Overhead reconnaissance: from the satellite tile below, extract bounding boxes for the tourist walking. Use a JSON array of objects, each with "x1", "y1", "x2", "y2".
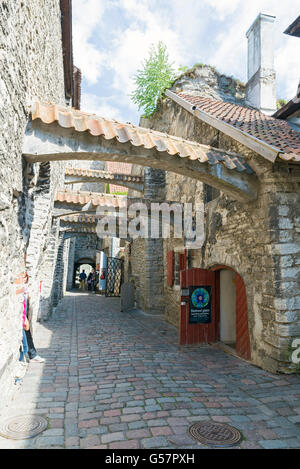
[
  {"x1": 15, "y1": 273, "x2": 45, "y2": 382},
  {"x1": 87, "y1": 272, "x2": 93, "y2": 291},
  {"x1": 79, "y1": 270, "x2": 87, "y2": 290}
]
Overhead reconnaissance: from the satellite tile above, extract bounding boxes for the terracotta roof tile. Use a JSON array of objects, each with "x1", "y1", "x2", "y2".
[
  {"x1": 60, "y1": 214, "x2": 98, "y2": 224},
  {"x1": 105, "y1": 161, "x2": 132, "y2": 193},
  {"x1": 65, "y1": 167, "x2": 143, "y2": 183},
  {"x1": 31, "y1": 101, "x2": 254, "y2": 174},
  {"x1": 176, "y1": 93, "x2": 300, "y2": 162},
  {"x1": 55, "y1": 190, "x2": 127, "y2": 207},
  {"x1": 60, "y1": 224, "x2": 97, "y2": 234}
]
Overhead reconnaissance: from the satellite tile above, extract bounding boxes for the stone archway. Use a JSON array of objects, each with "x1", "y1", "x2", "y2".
[
  {"x1": 22, "y1": 102, "x2": 258, "y2": 203},
  {"x1": 73, "y1": 257, "x2": 95, "y2": 289}
]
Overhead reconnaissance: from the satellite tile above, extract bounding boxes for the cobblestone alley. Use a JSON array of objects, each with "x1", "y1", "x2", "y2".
[{"x1": 1, "y1": 292, "x2": 300, "y2": 450}]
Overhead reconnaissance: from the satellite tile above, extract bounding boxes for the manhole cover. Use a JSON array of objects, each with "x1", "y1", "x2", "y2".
[
  {"x1": 188, "y1": 421, "x2": 242, "y2": 447},
  {"x1": 0, "y1": 415, "x2": 48, "y2": 440}
]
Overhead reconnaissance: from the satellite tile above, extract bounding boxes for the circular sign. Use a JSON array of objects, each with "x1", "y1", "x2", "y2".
[{"x1": 191, "y1": 287, "x2": 210, "y2": 309}]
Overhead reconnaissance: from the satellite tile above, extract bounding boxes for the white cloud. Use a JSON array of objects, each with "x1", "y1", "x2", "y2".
[
  {"x1": 73, "y1": 0, "x2": 300, "y2": 121},
  {"x1": 203, "y1": 0, "x2": 241, "y2": 19},
  {"x1": 81, "y1": 92, "x2": 126, "y2": 122},
  {"x1": 205, "y1": 0, "x2": 300, "y2": 99},
  {"x1": 72, "y1": 0, "x2": 108, "y2": 84},
  {"x1": 102, "y1": 0, "x2": 186, "y2": 116}
]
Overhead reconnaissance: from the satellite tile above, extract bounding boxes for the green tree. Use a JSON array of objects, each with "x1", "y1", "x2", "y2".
[
  {"x1": 276, "y1": 98, "x2": 287, "y2": 110},
  {"x1": 131, "y1": 41, "x2": 176, "y2": 118}
]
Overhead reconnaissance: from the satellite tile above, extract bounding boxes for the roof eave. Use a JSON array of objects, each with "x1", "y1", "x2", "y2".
[
  {"x1": 284, "y1": 15, "x2": 300, "y2": 37},
  {"x1": 272, "y1": 96, "x2": 300, "y2": 120},
  {"x1": 166, "y1": 89, "x2": 280, "y2": 164}
]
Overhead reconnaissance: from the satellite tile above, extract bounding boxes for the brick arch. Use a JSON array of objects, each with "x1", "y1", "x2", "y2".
[{"x1": 211, "y1": 265, "x2": 251, "y2": 360}]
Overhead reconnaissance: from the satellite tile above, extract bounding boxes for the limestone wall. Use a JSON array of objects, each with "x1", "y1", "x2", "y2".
[
  {"x1": 0, "y1": 0, "x2": 66, "y2": 407},
  {"x1": 126, "y1": 238, "x2": 146, "y2": 311},
  {"x1": 73, "y1": 233, "x2": 98, "y2": 266},
  {"x1": 135, "y1": 67, "x2": 299, "y2": 373}
]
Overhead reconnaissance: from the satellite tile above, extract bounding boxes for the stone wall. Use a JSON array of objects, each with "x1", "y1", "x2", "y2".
[
  {"x1": 125, "y1": 238, "x2": 146, "y2": 310},
  {"x1": 171, "y1": 64, "x2": 246, "y2": 105},
  {"x1": 132, "y1": 65, "x2": 300, "y2": 373},
  {"x1": 73, "y1": 233, "x2": 98, "y2": 265},
  {"x1": 0, "y1": 0, "x2": 66, "y2": 408}
]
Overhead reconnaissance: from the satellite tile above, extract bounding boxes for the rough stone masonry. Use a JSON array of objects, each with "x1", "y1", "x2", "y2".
[
  {"x1": 127, "y1": 64, "x2": 300, "y2": 374},
  {"x1": 0, "y1": 0, "x2": 67, "y2": 409}
]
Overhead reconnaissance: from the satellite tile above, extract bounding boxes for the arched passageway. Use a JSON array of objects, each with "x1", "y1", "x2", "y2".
[{"x1": 73, "y1": 257, "x2": 95, "y2": 288}]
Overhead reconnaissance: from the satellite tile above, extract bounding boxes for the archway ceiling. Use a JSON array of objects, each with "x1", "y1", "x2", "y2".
[{"x1": 22, "y1": 101, "x2": 258, "y2": 202}]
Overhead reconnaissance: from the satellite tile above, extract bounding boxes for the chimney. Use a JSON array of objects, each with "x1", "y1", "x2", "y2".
[{"x1": 245, "y1": 13, "x2": 277, "y2": 115}]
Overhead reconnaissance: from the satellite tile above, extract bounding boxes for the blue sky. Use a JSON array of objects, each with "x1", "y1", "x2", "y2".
[{"x1": 72, "y1": 0, "x2": 299, "y2": 124}]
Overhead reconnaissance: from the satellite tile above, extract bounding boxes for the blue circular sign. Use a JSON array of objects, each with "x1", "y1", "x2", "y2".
[{"x1": 191, "y1": 287, "x2": 210, "y2": 309}]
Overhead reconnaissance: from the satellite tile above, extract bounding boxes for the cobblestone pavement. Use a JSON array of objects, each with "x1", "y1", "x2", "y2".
[{"x1": 1, "y1": 292, "x2": 300, "y2": 449}]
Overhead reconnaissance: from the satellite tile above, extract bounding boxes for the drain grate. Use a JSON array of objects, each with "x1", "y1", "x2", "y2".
[
  {"x1": 0, "y1": 415, "x2": 48, "y2": 440},
  {"x1": 188, "y1": 421, "x2": 242, "y2": 447}
]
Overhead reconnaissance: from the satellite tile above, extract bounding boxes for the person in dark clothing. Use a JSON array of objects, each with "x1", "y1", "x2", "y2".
[
  {"x1": 87, "y1": 272, "x2": 93, "y2": 291},
  {"x1": 79, "y1": 270, "x2": 87, "y2": 290},
  {"x1": 90, "y1": 269, "x2": 98, "y2": 293},
  {"x1": 25, "y1": 328, "x2": 44, "y2": 362}
]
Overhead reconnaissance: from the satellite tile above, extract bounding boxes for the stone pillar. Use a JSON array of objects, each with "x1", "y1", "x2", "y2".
[
  {"x1": 38, "y1": 218, "x2": 60, "y2": 320},
  {"x1": 142, "y1": 167, "x2": 166, "y2": 314},
  {"x1": 66, "y1": 236, "x2": 76, "y2": 290}
]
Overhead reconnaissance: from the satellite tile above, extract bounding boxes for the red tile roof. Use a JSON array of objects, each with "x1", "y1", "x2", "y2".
[
  {"x1": 174, "y1": 92, "x2": 300, "y2": 162},
  {"x1": 106, "y1": 161, "x2": 132, "y2": 193},
  {"x1": 65, "y1": 167, "x2": 143, "y2": 183},
  {"x1": 60, "y1": 225, "x2": 97, "y2": 233},
  {"x1": 31, "y1": 101, "x2": 254, "y2": 173},
  {"x1": 60, "y1": 214, "x2": 98, "y2": 224},
  {"x1": 55, "y1": 190, "x2": 127, "y2": 207}
]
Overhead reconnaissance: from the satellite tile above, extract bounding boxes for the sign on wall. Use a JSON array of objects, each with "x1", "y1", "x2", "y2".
[{"x1": 189, "y1": 286, "x2": 212, "y2": 324}]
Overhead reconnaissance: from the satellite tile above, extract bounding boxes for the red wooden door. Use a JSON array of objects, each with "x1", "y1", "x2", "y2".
[
  {"x1": 180, "y1": 268, "x2": 216, "y2": 345},
  {"x1": 235, "y1": 274, "x2": 251, "y2": 360}
]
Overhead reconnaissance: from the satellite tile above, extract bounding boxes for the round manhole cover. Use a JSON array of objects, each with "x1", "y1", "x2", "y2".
[
  {"x1": 188, "y1": 421, "x2": 242, "y2": 447},
  {"x1": 0, "y1": 415, "x2": 48, "y2": 440}
]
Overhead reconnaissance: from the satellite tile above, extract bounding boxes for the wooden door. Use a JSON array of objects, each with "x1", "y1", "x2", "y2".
[
  {"x1": 180, "y1": 268, "x2": 217, "y2": 345},
  {"x1": 235, "y1": 273, "x2": 251, "y2": 360}
]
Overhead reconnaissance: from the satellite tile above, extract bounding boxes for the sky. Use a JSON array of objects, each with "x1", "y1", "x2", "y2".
[{"x1": 72, "y1": 0, "x2": 299, "y2": 125}]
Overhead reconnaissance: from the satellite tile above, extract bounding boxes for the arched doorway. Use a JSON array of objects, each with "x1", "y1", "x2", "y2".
[
  {"x1": 73, "y1": 257, "x2": 95, "y2": 288},
  {"x1": 213, "y1": 266, "x2": 251, "y2": 360},
  {"x1": 180, "y1": 266, "x2": 251, "y2": 361}
]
